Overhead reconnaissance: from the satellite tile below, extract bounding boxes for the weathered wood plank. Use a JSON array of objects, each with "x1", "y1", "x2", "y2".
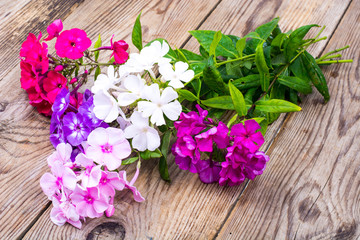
[
  {"x1": 216, "y1": 1, "x2": 360, "y2": 239},
  {"x1": 22, "y1": 0, "x2": 351, "y2": 239},
  {"x1": 0, "y1": 0, "x2": 220, "y2": 239}
]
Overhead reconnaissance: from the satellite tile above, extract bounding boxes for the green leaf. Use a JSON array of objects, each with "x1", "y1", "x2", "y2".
[
  {"x1": 284, "y1": 24, "x2": 319, "y2": 61},
  {"x1": 122, "y1": 157, "x2": 138, "y2": 165},
  {"x1": 210, "y1": 31, "x2": 222, "y2": 59},
  {"x1": 132, "y1": 12, "x2": 143, "y2": 51},
  {"x1": 94, "y1": 66, "x2": 101, "y2": 80},
  {"x1": 289, "y1": 56, "x2": 311, "y2": 82},
  {"x1": 175, "y1": 48, "x2": 188, "y2": 63},
  {"x1": 229, "y1": 81, "x2": 247, "y2": 117},
  {"x1": 278, "y1": 76, "x2": 312, "y2": 94},
  {"x1": 243, "y1": 32, "x2": 263, "y2": 40},
  {"x1": 232, "y1": 74, "x2": 260, "y2": 90},
  {"x1": 140, "y1": 149, "x2": 162, "y2": 160},
  {"x1": 271, "y1": 33, "x2": 287, "y2": 49},
  {"x1": 94, "y1": 34, "x2": 102, "y2": 61},
  {"x1": 302, "y1": 51, "x2": 330, "y2": 102},
  {"x1": 201, "y1": 96, "x2": 235, "y2": 110},
  {"x1": 178, "y1": 89, "x2": 198, "y2": 102},
  {"x1": 189, "y1": 30, "x2": 238, "y2": 58},
  {"x1": 236, "y1": 38, "x2": 246, "y2": 57},
  {"x1": 255, "y1": 43, "x2": 270, "y2": 91},
  {"x1": 203, "y1": 57, "x2": 228, "y2": 94},
  {"x1": 179, "y1": 49, "x2": 204, "y2": 61},
  {"x1": 159, "y1": 130, "x2": 171, "y2": 181},
  {"x1": 244, "y1": 88, "x2": 258, "y2": 105},
  {"x1": 255, "y1": 99, "x2": 302, "y2": 113},
  {"x1": 226, "y1": 61, "x2": 243, "y2": 76}
]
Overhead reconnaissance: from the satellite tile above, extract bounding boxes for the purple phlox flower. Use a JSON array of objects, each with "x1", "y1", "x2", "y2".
[
  {"x1": 75, "y1": 153, "x2": 102, "y2": 188},
  {"x1": 242, "y1": 151, "x2": 269, "y2": 180},
  {"x1": 195, "y1": 121, "x2": 230, "y2": 152},
  {"x1": 174, "y1": 105, "x2": 209, "y2": 137},
  {"x1": 40, "y1": 161, "x2": 77, "y2": 199},
  {"x1": 50, "y1": 196, "x2": 82, "y2": 229},
  {"x1": 78, "y1": 95, "x2": 105, "y2": 128},
  {"x1": 174, "y1": 135, "x2": 197, "y2": 159},
  {"x1": 50, "y1": 128, "x2": 66, "y2": 148},
  {"x1": 70, "y1": 185, "x2": 109, "y2": 218},
  {"x1": 231, "y1": 119, "x2": 264, "y2": 153},
  {"x1": 195, "y1": 159, "x2": 222, "y2": 184},
  {"x1": 118, "y1": 167, "x2": 145, "y2": 202},
  {"x1": 52, "y1": 88, "x2": 70, "y2": 120},
  {"x1": 47, "y1": 143, "x2": 73, "y2": 168},
  {"x1": 63, "y1": 112, "x2": 91, "y2": 146},
  {"x1": 172, "y1": 143, "x2": 198, "y2": 173}
]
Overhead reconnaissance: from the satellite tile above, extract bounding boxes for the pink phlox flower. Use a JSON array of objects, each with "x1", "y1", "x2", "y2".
[
  {"x1": 86, "y1": 127, "x2": 132, "y2": 170},
  {"x1": 195, "y1": 121, "x2": 229, "y2": 152},
  {"x1": 225, "y1": 143, "x2": 250, "y2": 169},
  {"x1": 118, "y1": 168, "x2": 145, "y2": 202},
  {"x1": 43, "y1": 70, "x2": 68, "y2": 103},
  {"x1": 55, "y1": 28, "x2": 92, "y2": 59},
  {"x1": 40, "y1": 161, "x2": 77, "y2": 199},
  {"x1": 75, "y1": 153, "x2": 101, "y2": 188},
  {"x1": 20, "y1": 61, "x2": 37, "y2": 90},
  {"x1": 99, "y1": 171, "x2": 125, "y2": 198},
  {"x1": 47, "y1": 143, "x2": 73, "y2": 168},
  {"x1": 195, "y1": 159, "x2": 222, "y2": 184},
  {"x1": 219, "y1": 160, "x2": 246, "y2": 186},
  {"x1": 20, "y1": 32, "x2": 49, "y2": 74},
  {"x1": 230, "y1": 120, "x2": 264, "y2": 153},
  {"x1": 110, "y1": 36, "x2": 129, "y2": 64},
  {"x1": 50, "y1": 196, "x2": 82, "y2": 229},
  {"x1": 44, "y1": 19, "x2": 63, "y2": 41},
  {"x1": 70, "y1": 185, "x2": 109, "y2": 218},
  {"x1": 174, "y1": 135, "x2": 197, "y2": 159},
  {"x1": 171, "y1": 144, "x2": 198, "y2": 173}
]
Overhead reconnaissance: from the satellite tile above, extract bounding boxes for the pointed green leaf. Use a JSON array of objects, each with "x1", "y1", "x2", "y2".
[
  {"x1": 140, "y1": 149, "x2": 162, "y2": 160},
  {"x1": 255, "y1": 99, "x2": 302, "y2": 113},
  {"x1": 236, "y1": 38, "x2": 246, "y2": 57},
  {"x1": 178, "y1": 89, "x2": 198, "y2": 102},
  {"x1": 159, "y1": 130, "x2": 172, "y2": 181},
  {"x1": 122, "y1": 157, "x2": 138, "y2": 165},
  {"x1": 132, "y1": 12, "x2": 143, "y2": 51},
  {"x1": 232, "y1": 74, "x2": 260, "y2": 90},
  {"x1": 94, "y1": 66, "x2": 101, "y2": 80},
  {"x1": 94, "y1": 34, "x2": 102, "y2": 61},
  {"x1": 203, "y1": 57, "x2": 228, "y2": 94},
  {"x1": 302, "y1": 51, "x2": 330, "y2": 102},
  {"x1": 210, "y1": 31, "x2": 222, "y2": 59},
  {"x1": 229, "y1": 81, "x2": 247, "y2": 117},
  {"x1": 255, "y1": 43, "x2": 270, "y2": 91},
  {"x1": 284, "y1": 24, "x2": 319, "y2": 61},
  {"x1": 278, "y1": 76, "x2": 312, "y2": 94},
  {"x1": 290, "y1": 56, "x2": 311, "y2": 82},
  {"x1": 175, "y1": 48, "x2": 188, "y2": 63},
  {"x1": 201, "y1": 96, "x2": 235, "y2": 110}
]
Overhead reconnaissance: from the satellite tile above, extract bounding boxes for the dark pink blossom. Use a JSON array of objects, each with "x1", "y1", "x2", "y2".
[
  {"x1": 195, "y1": 121, "x2": 229, "y2": 152},
  {"x1": 110, "y1": 37, "x2": 129, "y2": 64},
  {"x1": 43, "y1": 70, "x2": 68, "y2": 103},
  {"x1": 44, "y1": 19, "x2": 63, "y2": 41},
  {"x1": 174, "y1": 105, "x2": 208, "y2": 137},
  {"x1": 195, "y1": 159, "x2": 222, "y2": 184},
  {"x1": 20, "y1": 61, "x2": 37, "y2": 90},
  {"x1": 55, "y1": 28, "x2": 92, "y2": 59},
  {"x1": 231, "y1": 120, "x2": 264, "y2": 153}
]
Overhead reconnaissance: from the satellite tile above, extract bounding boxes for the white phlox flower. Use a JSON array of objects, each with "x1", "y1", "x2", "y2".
[
  {"x1": 137, "y1": 84, "x2": 182, "y2": 126},
  {"x1": 159, "y1": 61, "x2": 195, "y2": 88},
  {"x1": 91, "y1": 66, "x2": 119, "y2": 94},
  {"x1": 117, "y1": 74, "x2": 146, "y2": 106},
  {"x1": 93, "y1": 90, "x2": 123, "y2": 123},
  {"x1": 124, "y1": 111, "x2": 160, "y2": 151}
]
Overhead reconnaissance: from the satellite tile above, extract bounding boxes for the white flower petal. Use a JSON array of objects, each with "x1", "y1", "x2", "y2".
[
  {"x1": 132, "y1": 134, "x2": 147, "y2": 151},
  {"x1": 168, "y1": 79, "x2": 184, "y2": 89},
  {"x1": 142, "y1": 84, "x2": 161, "y2": 102},
  {"x1": 150, "y1": 107, "x2": 165, "y2": 126},
  {"x1": 130, "y1": 111, "x2": 149, "y2": 127},
  {"x1": 179, "y1": 69, "x2": 194, "y2": 83},
  {"x1": 175, "y1": 61, "x2": 189, "y2": 73},
  {"x1": 117, "y1": 92, "x2": 138, "y2": 106},
  {"x1": 138, "y1": 101, "x2": 157, "y2": 117},
  {"x1": 160, "y1": 87, "x2": 178, "y2": 103},
  {"x1": 124, "y1": 124, "x2": 142, "y2": 139},
  {"x1": 146, "y1": 128, "x2": 160, "y2": 151},
  {"x1": 162, "y1": 101, "x2": 182, "y2": 121},
  {"x1": 87, "y1": 127, "x2": 109, "y2": 147}
]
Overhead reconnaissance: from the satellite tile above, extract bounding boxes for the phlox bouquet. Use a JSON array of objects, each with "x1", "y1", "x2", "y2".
[{"x1": 19, "y1": 13, "x2": 351, "y2": 228}]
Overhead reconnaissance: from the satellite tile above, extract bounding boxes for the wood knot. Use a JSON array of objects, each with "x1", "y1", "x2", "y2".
[
  {"x1": 0, "y1": 102, "x2": 9, "y2": 112},
  {"x1": 298, "y1": 197, "x2": 320, "y2": 222},
  {"x1": 335, "y1": 222, "x2": 357, "y2": 240},
  {"x1": 86, "y1": 222, "x2": 125, "y2": 240},
  {"x1": 330, "y1": 71, "x2": 339, "y2": 78}
]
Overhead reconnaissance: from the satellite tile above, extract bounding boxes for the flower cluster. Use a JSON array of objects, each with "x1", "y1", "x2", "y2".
[
  {"x1": 172, "y1": 105, "x2": 269, "y2": 185},
  {"x1": 40, "y1": 141, "x2": 144, "y2": 228},
  {"x1": 92, "y1": 40, "x2": 194, "y2": 152}
]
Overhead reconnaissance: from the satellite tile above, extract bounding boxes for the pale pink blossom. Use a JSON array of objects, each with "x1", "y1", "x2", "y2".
[
  {"x1": 47, "y1": 142, "x2": 73, "y2": 168},
  {"x1": 119, "y1": 167, "x2": 145, "y2": 202},
  {"x1": 75, "y1": 153, "x2": 102, "y2": 188},
  {"x1": 50, "y1": 196, "x2": 82, "y2": 229}
]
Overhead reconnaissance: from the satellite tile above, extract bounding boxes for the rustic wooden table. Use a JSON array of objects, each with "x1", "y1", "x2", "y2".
[{"x1": 0, "y1": 0, "x2": 359, "y2": 239}]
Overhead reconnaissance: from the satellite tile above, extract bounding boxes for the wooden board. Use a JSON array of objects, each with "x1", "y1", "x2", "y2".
[
  {"x1": 0, "y1": 0, "x2": 219, "y2": 239},
  {"x1": 216, "y1": 0, "x2": 359, "y2": 239},
  {"x1": 21, "y1": 0, "x2": 352, "y2": 239}
]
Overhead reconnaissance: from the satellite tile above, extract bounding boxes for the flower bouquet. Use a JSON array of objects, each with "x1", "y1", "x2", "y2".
[{"x1": 19, "y1": 14, "x2": 352, "y2": 228}]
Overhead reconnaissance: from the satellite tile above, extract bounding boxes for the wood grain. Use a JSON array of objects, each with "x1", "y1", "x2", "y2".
[
  {"x1": 21, "y1": 0, "x2": 352, "y2": 239},
  {"x1": 216, "y1": 1, "x2": 360, "y2": 239},
  {"x1": 0, "y1": 0, "x2": 220, "y2": 239}
]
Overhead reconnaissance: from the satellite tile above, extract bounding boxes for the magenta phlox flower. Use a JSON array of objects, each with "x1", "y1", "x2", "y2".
[
  {"x1": 63, "y1": 112, "x2": 91, "y2": 146},
  {"x1": 75, "y1": 153, "x2": 101, "y2": 188},
  {"x1": 171, "y1": 144, "x2": 198, "y2": 173},
  {"x1": 195, "y1": 121, "x2": 229, "y2": 152},
  {"x1": 55, "y1": 28, "x2": 92, "y2": 59},
  {"x1": 195, "y1": 159, "x2": 222, "y2": 184},
  {"x1": 174, "y1": 135, "x2": 197, "y2": 158},
  {"x1": 40, "y1": 161, "x2": 77, "y2": 199},
  {"x1": 47, "y1": 143, "x2": 73, "y2": 168},
  {"x1": 86, "y1": 127, "x2": 131, "y2": 170},
  {"x1": 20, "y1": 61, "x2": 38, "y2": 90},
  {"x1": 118, "y1": 168, "x2": 145, "y2": 202},
  {"x1": 43, "y1": 70, "x2": 68, "y2": 103},
  {"x1": 174, "y1": 105, "x2": 209, "y2": 137},
  {"x1": 50, "y1": 196, "x2": 82, "y2": 229},
  {"x1": 242, "y1": 151, "x2": 269, "y2": 180},
  {"x1": 70, "y1": 185, "x2": 109, "y2": 218},
  {"x1": 231, "y1": 120, "x2": 264, "y2": 153},
  {"x1": 110, "y1": 36, "x2": 129, "y2": 64},
  {"x1": 44, "y1": 19, "x2": 63, "y2": 41},
  {"x1": 225, "y1": 143, "x2": 250, "y2": 169},
  {"x1": 219, "y1": 160, "x2": 246, "y2": 186}
]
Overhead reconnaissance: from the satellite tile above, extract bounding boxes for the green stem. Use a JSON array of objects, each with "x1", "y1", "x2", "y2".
[
  {"x1": 317, "y1": 59, "x2": 353, "y2": 65},
  {"x1": 227, "y1": 113, "x2": 238, "y2": 128},
  {"x1": 216, "y1": 54, "x2": 255, "y2": 67},
  {"x1": 317, "y1": 45, "x2": 350, "y2": 61},
  {"x1": 301, "y1": 36, "x2": 327, "y2": 47},
  {"x1": 316, "y1": 54, "x2": 342, "y2": 62}
]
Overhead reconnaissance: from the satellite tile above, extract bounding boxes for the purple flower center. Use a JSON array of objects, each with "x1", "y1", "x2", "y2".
[{"x1": 101, "y1": 144, "x2": 112, "y2": 153}]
